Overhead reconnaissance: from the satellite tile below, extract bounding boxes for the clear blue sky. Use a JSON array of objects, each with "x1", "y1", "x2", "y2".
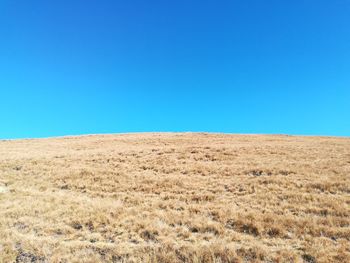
[{"x1": 1, "y1": 0, "x2": 349, "y2": 139}]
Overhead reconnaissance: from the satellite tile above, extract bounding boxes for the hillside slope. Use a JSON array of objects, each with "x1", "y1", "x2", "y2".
[{"x1": 0, "y1": 133, "x2": 349, "y2": 262}]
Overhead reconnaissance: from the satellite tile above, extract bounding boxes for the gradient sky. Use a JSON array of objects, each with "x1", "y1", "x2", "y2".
[{"x1": 0, "y1": 0, "x2": 349, "y2": 139}]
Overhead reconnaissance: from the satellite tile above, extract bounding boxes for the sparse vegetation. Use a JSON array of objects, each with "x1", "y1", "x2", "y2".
[{"x1": 0, "y1": 133, "x2": 349, "y2": 262}]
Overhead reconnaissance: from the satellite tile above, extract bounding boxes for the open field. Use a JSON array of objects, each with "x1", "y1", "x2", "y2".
[{"x1": 0, "y1": 133, "x2": 349, "y2": 262}]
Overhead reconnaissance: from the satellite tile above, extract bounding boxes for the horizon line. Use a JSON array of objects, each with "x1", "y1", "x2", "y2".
[{"x1": 1, "y1": 131, "x2": 349, "y2": 141}]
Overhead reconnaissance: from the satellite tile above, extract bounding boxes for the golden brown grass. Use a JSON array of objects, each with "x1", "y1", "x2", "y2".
[{"x1": 0, "y1": 133, "x2": 349, "y2": 262}]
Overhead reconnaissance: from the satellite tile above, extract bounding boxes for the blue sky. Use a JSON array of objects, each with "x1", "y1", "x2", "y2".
[{"x1": 0, "y1": 0, "x2": 349, "y2": 138}]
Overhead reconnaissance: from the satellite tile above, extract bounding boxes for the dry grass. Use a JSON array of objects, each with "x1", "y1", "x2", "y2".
[{"x1": 0, "y1": 133, "x2": 349, "y2": 262}]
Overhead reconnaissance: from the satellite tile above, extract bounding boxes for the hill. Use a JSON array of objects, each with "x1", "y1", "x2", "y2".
[{"x1": 0, "y1": 133, "x2": 349, "y2": 262}]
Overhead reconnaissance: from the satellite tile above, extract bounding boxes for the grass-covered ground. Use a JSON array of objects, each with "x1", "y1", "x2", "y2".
[{"x1": 0, "y1": 133, "x2": 349, "y2": 262}]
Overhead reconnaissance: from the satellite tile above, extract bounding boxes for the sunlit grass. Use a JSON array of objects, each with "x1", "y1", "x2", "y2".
[{"x1": 0, "y1": 133, "x2": 349, "y2": 262}]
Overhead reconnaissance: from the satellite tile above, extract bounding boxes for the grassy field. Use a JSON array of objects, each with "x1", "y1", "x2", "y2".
[{"x1": 0, "y1": 133, "x2": 349, "y2": 262}]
